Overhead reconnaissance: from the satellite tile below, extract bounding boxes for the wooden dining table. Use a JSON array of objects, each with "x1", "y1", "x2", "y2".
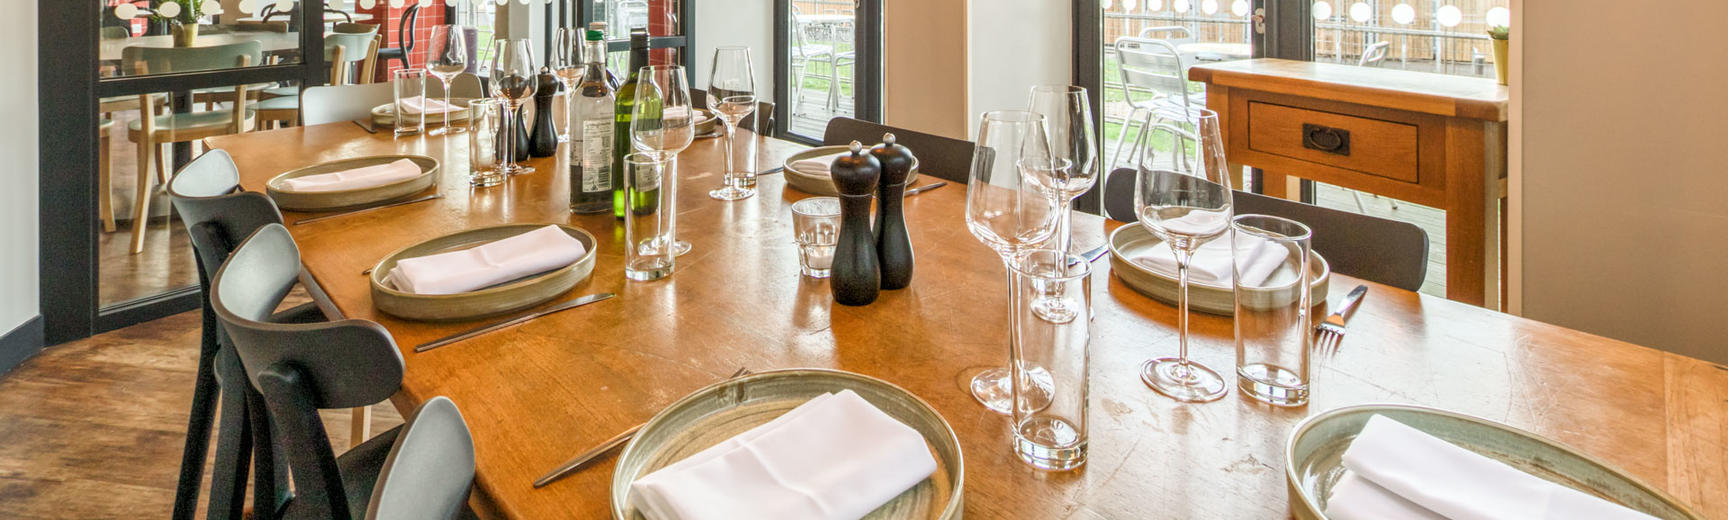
[{"x1": 207, "y1": 122, "x2": 1726, "y2": 519}]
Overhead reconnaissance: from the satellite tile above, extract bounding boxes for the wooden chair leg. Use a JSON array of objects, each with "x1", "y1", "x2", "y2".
[
  {"x1": 155, "y1": 144, "x2": 171, "y2": 185},
  {"x1": 129, "y1": 137, "x2": 153, "y2": 254},
  {"x1": 98, "y1": 134, "x2": 115, "y2": 233},
  {"x1": 350, "y1": 405, "x2": 373, "y2": 449}
]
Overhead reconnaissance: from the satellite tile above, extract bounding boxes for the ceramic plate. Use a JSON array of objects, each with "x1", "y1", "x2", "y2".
[
  {"x1": 1287, "y1": 404, "x2": 1702, "y2": 520},
  {"x1": 368, "y1": 224, "x2": 597, "y2": 322},
  {"x1": 693, "y1": 108, "x2": 718, "y2": 137},
  {"x1": 1108, "y1": 224, "x2": 1328, "y2": 316},
  {"x1": 371, "y1": 97, "x2": 475, "y2": 127},
  {"x1": 265, "y1": 155, "x2": 439, "y2": 211},
  {"x1": 782, "y1": 145, "x2": 921, "y2": 196},
  {"x1": 613, "y1": 368, "x2": 963, "y2": 520}
]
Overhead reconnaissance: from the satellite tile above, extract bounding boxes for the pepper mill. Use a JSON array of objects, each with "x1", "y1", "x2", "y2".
[
  {"x1": 528, "y1": 67, "x2": 560, "y2": 158},
  {"x1": 871, "y1": 133, "x2": 916, "y2": 290},
  {"x1": 829, "y1": 141, "x2": 882, "y2": 306}
]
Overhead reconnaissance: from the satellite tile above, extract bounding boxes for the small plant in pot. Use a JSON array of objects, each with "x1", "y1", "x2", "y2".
[
  {"x1": 150, "y1": 0, "x2": 219, "y2": 47},
  {"x1": 1488, "y1": 25, "x2": 1509, "y2": 86}
]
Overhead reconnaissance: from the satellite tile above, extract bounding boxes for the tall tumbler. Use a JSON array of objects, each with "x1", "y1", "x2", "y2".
[
  {"x1": 1010, "y1": 248, "x2": 1092, "y2": 471},
  {"x1": 1232, "y1": 214, "x2": 1313, "y2": 407},
  {"x1": 466, "y1": 99, "x2": 506, "y2": 188},
  {"x1": 392, "y1": 69, "x2": 427, "y2": 138},
  {"x1": 624, "y1": 152, "x2": 674, "y2": 281}
]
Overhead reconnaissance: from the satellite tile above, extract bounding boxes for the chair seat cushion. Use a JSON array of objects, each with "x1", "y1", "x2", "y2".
[
  {"x1": 256, "y1": 96, "x2": 300, "y2": 111},
  {"x1": 128, "y1": 109, "x2": 257, "y2": 132},
  {"x1": 337, "y1": 424, "x2": 404, "y2": 520},
  {"x1": 262, "y1": 86, "x2": 301, "y2": 98}
]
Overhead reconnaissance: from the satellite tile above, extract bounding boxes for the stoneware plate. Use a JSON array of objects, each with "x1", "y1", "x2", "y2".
[
  {"x1": 693, "y1": 108, "x2": 718, "y2": 136},
  {"x1": 1287, "y1": 404, "x2": 1702, "y2": 520},
  {"x1": 368, "y1": 224, "x2": 597, "y2": 322},
  {"x1": 613, "y1": 368, "x2": 963, "y2": 520},
  {"x1": 1108, "y1": 224, "x2": 1328, "y2": 316},
  {"x1": 265, "y1": 154, "x2": 439, "y2": 212},
  {"x1": 782, "y1": 145, "x2": 920, "y2": 196},
  {"x1": 370, "y1": 97, "x2": 475, "y2": 127}
]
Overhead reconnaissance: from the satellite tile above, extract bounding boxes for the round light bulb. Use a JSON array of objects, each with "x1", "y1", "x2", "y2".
[
  {"x1": 1102, "y1": 0, "x2": 1114, "y2": 9},
  {"x1": 389, "y1": 0, "x2": 406, "y2": 8},
  {"x1": 1436, "y1": 5, "x2": 1462, "y2": 27},
  {"x1": 1486, "y1": 6, "x2": 1510, "y2": 27},
  {"x1": 201, "y1": 1, "x2": 224, "y2": 15},
  {"x1": 1174, "y1": 0, "x2": 1190, "y2": 13},
  {"x1": 1348, "y1": 2, "x2": 1371, "y2": 22},
  {"x1": 1312, "y1": 1, "x2": 1333, "y2": 20},
  {"x1": 275, "y1": 0, "x2": 293, "y2": 13},
  {"x1": 157, "y1": 1, "x2": 181, "y2": 17},
  {"x1": 114, "y1": 3, "x2": 139, "y2": 19},
  {"x1": 1231, "y1": 0, "x2": 1249, "y2": 17},
  {"x1": 1390, "y1": 4, "x2": 1415, "y2": 24},
  {"x1": 1201, "y1": 0, "x2": 1218, "y2": 14},
  {"x1": 358, "y1": 0, "x2": 375, "y2": 8}
]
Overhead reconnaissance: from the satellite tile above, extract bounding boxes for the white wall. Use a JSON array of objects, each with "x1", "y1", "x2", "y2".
[
  {"x1": 691, "y1": 0, "x2": 774, "y2": 99},
  {"x1": 1519, "y1": 1, "x2": 1728, "y2": 363},
  {"x1": 965, "y1": 0, "x2": 1072, "y2": 136},
  {"x1": 0, "y1": 3, "x2": 39, "y2": 332}
]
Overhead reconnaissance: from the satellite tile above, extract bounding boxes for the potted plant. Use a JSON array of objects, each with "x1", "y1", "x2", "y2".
[
  {"x1": 1488, "y1": 25, "x2": 1509, "y2": 86},
  {"x1": 150, "y1": 0, "x2": 212, "y2": 47}
]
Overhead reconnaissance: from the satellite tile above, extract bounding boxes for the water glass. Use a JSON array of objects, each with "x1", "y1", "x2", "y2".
[
  {"x1": 392, "y1": 69, "x2": 426, "y2": 137},
  {"x1": 1232, "y1": 214, "x2": 1313, "y2": 407},
  {"x1": 790, "y1": 197, "x2": 841, "y2": 279},
  {"x1": 466, "y1": 99, "x2": 505, "y2": 187},
  {"x1": 1010, "y1": 248, "x2": 1091, "y2": 471},
  {"x1": 624, "y1": 152, "x2": 674, "y2": 281}
]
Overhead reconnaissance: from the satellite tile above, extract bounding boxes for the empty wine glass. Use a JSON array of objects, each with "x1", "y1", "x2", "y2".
[
  {"x1": 1022, "y1": 85, "x2": 1100, "y2": 324},
  {"x1": 707, "y1": 46, "x2": 758, "y2": 201},
  {"x1": 552, "y1": 27, "x2": 583, "y2": 142},
  {"x1": 425, "y1": 25, "x2": 467, "y2": 135},
  {"x1": 965, "y1": 110, "x2": 1061, "y2": 415},
  {"x1": 490, "y1": 38, "x2": 536, "y2": 175},
  {"x1": 631, "y1": 65, "x2": 696, "y2": 257},
  {"x1": 1135, "y1": 108, "x2": 1233, "y2": 402}
]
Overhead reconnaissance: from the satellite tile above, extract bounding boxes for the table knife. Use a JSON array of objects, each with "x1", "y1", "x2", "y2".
[
  {"x1": 415, "y1": 293, "x2": 614, "y2": 353},
  {"x1": 905, "y1": 181, "x2": 949, "y2": 196},
  {"x1": 292, "y1": 194, "x2": 442, "y2": 225}
]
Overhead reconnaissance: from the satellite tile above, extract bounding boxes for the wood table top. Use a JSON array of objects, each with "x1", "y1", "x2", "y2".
[
  {"x1": 1189, "y1": 58, "x2": 1511, "y2": 121},
  {"x1": 207, "y1": 123, "x2": 1723, "y2": 519}
]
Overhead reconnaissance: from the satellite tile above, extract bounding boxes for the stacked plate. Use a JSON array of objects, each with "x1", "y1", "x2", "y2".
[{"x1": 782, "y1": 145, "x2": 921, "y2": 196}]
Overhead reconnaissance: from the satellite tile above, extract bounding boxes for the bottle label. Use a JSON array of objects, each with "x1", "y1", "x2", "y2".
[
  {"x1": 634, "y1": 161, "x2": 661, "y2": 192},
  {"x1": 581, "y1": 120, "x2": 612, "y2": 192}
]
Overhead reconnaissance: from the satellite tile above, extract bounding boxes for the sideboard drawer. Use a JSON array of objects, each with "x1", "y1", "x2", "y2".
[{"x1": 1246, "y1": 101, "x2": 1421, "y2": 184}]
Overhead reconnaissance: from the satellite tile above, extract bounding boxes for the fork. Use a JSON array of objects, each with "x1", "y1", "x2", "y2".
[{"x1": 1314, "y1": 285, "x2": 1368, "y2": 355}]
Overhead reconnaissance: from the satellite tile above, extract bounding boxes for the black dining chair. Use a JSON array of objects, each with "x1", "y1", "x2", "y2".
[
  {"x1": 691, "y1": 96, "x2": 776, "y2": 135},
  {"x1": 1102, "y1": 168, "x2": 1430, "y2": 292},
  {"x1": 211, "y1": 223, "x2": 476, "y2": 520},
  {"x1": 821, "y1": 117, "x2": 976, "y2": 183},
  {"x1": 376, "y1": 4, "x2": 420, "y2": 75}
]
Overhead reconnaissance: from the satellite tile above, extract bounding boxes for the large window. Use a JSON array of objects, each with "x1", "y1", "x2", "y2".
[
  {"x1": 1099, "y1": 0, "x2": 1258, "y2": 171},
  {"x1": 777, "y1": 0, "x2": 880, "y2": 142},
  {"x1": 1311, "y1": 0, "x2": 1508, "y2": 77}
]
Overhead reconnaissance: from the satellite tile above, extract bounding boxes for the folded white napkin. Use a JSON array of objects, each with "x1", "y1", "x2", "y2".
[
  {"x1": 384, "y1": 225, "x2": 586, "y2": 295},
  {"x1": 397, "y1": 95, "x2": 461, "y2": 115},
  {"x1": 1328, "y1": 415, "x2": 1658, "y2": 520},
  {"x1": 629, "y1": 389, "x2": 939, "y2": 520},
  {"x1": 790, "y1": 151, "x2": 850, "y2": 175},
  {"x1": 1132, "y1": 230, "x2": 1287, "y2": 287},
  {"x1": 1325, "y1": 472, "x2": 1448, "y2": 520},
  {"x1": 278, "y1": 159, "x2": 422, "y2": 193}
]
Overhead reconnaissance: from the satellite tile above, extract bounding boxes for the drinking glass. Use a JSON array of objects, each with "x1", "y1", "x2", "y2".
[
  {"x1": 425, "y1": 24, "x2": 467, "y2": 135},
  {"x1": 1135, "y1": 108, "x2": 1234, "y2": 402},
  {"x1": 624, "y1": 152, "x2": 674, "y2": 281},
  {"x1": 1232, "y1": 214, "x2": 1312, "y2": 406},
  {"x1": 392, "y1": 69, "x2": 426, "y2": 137},
  {"x1": 791, "y1": 197, "x2": 841, "y2": 278},
  {"x1": 490, "y1": 38, "x2": 537, "y2": 175},
  {"x1": 707, "y1": 46, "x2": 758, "y2": 201},
  {"x1": 1010, "y1": 248, "x2": 1091, "y2": 471},
  {"x1": 551, "y1": 27, "x2": 583, "y2": 141},
  {"x1": 965, "y1": 110, "x2": 1061, "y2": 414},
  {"x1": 466, "y1": 98, "x2": 506, "y2": 187},
  {"x1": 631, "y1": 65, "x2": 696, "y2": 256},
  {"x1": 1024, "y1": 85, "x2": 1099, "y2": 255}
]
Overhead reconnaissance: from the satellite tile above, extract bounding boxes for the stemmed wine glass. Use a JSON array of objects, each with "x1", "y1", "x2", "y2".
[
  {"x1": 707, "y1": 46, "x2": 758, "y2": 201},
  {"x1": 965, "y1": 110, "x2": 1062, "y2": 415},
  {"x1": 425, "y1": 25, "x2": 467, "y2": 136},
  {"x1": 490, "y1": 39, "x2": 536, "y2": 175},
  {"x1": 630, "y1": 65, "x2": 696, "y2": 257},
  {"x1": 1135, "y1": 108, "x2": 1233, "y2": 402},
  {"x1": 551, "y1": 27, "x2": 583, "y2": 142},
  {"x1": 1022, "y1": 85, "x2": 1099, "y2": 323}
]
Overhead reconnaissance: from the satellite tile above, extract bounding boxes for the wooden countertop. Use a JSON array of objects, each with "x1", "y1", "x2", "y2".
[{"x1": 1189, "y1": 58, "x2": 1510, "y2": 121}]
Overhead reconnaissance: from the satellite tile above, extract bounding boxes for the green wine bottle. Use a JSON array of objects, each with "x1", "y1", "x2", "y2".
[{"x1": 612, "y1": 29, "x2": 653, "y2": 218}]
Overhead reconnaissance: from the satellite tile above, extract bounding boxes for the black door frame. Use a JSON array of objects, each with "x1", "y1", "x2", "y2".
[
  {"x1": 772, "y1": 0, "x2": 883, "y2": 144},
  {"x1": 570, "y1": 0, "x2": 695, "y2": 71}
]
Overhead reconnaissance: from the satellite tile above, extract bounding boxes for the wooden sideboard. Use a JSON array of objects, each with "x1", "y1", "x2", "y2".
[{"x1": 1190, "y1": 58, "x2": 1509, "y2": 308}]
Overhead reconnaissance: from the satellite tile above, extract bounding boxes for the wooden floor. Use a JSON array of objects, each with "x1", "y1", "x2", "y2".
[
  {"x1": 99, "y1": 109, "x2": 200, "y2": 307},
  {"x1": 0, "y1": 310, "x2": 404, "y2": 519}
]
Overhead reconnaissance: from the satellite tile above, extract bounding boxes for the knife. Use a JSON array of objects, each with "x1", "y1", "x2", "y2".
[
  {"x1": 353, "y1": 119, "x2": 378, "y2": 134},
  {"x1": 415, "y1": 293, "x2": 615, "y2": 353},
  {"x1": 904, "y1": 181, "x2": 949, "y2": 196},
  {"x1": 292, "y1": 194, "x2": 442, "y2": 225}
]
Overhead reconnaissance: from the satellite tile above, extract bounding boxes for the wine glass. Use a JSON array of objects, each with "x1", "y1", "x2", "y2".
[
  {"x1": 965, "y1": 110, "x2": 1061, "y2": 415},
  {"x1": 707, "y1": 46, "x2": 758, "y2": 201},
  {"x1": 1135, "y1": 108, "x2": 1233, "y2": 402},
  {"x1": 551, "y1": 27, "x2": 583, "y2": 142},
  {"x1": 425, "y1": 25, "x2": 467, "y2": 136},
  {"x1": 630, "y1": 65, "x2": 696, "y2": 257},
  {"x1": 1022, "y1": 85, "x2": 1099, "y2": 323},
  {"x1": 490, "y1": 38, "x2": 537, "y2": 175}
]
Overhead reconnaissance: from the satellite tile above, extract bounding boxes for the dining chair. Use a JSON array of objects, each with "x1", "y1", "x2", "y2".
[
  {"x1": 1345, "y1": 41, "x2": 1401, "y2": 212},
  {"x1": 257, "y1": 30, "x2": 380, "y2": 128},
  {"x1": 302, "y1": 82, "x2": 397, "y2": 126},
  {"x1": 427, "y1": 72, "x2": 485, "y2": 99},
  {"x1": 211, "y1": 224, "x2": 476, "y2": 520},
  {"x1": 821, "y1": 117, "x2": 975, "y2": 183},
  {"x1": 98, "y1": 94, "x2": 167, "y2": 233},
  {"x1": 1102, "y1": 167, "x2": 1430, "y2": 291},
  {"x1": 122, "y1": 42, "x2": 262, "y2": 254},
  {"x1": 692, "y1": 96, "x2": 775, "y2": 135},
  {"x1": 787, "y1": 6, "x2": 834, "y2": 117},
  {"x1": 1109, "y1": 35, "x2": 1202, "y2": 170},
  {"x1": 375, "y1": 4, "x2": 420, "y2": 74}
]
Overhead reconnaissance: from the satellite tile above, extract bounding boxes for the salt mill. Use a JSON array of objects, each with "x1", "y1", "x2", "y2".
[
  {"x1": 829, "y1": 141, "x2": 882, "y2": 306},
  {"x1": 871, "y1": 133, "x2": 915, "y2": 290},
  {"x1": 528, "y1": 66, "x2": 561, "y2": 158}
]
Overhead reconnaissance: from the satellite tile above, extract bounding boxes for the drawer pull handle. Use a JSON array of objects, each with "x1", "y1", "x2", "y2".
[{"x1": 1302, "y1": 124, "x2": 1351, "y2": 156}]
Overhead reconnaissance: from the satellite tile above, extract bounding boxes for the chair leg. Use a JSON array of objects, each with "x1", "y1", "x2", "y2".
[
  {"x1": 350, "y1": 405, "x2": 373, "y2": 449},
  {"x1": 155, "y1": 144, "x2": 171, "y2": 185},
  {"x1": 206, "y1": 350, "x2": 254, "y2": 520},
  {"x1": 1106, "y1": 107, "x2": 1143, "y2": 170},
  {"x1": 790, "y1": 61, "x2": 806, "y2": 116},
  {"x1": 129, "y1": 137, "x2": 154, "y2": 254},
  {"x1": 98, "y1": 134, "x2": 115, "y2": 233},
  {"x1": 248, "y1": 383, "x2": 290, "y2": 520},
  {"x1": 169, "y1": 306, "x2": 223, "y2": 520}
]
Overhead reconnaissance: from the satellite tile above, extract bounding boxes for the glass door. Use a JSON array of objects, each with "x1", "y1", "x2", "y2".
[{"x1": 775, "y1": 0, "x2": 880, "y2": 142}]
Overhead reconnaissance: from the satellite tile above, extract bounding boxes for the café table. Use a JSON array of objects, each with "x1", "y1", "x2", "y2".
[
  {"x1": 207, "y1": 122, "x2": 1726, "y2": 519},
  {"x1": 99, "y1": 30, "x2": 304, "y2": 64},
  {"x1": 1179, "y1": 41, "x2": 1253, "y2": 61}
]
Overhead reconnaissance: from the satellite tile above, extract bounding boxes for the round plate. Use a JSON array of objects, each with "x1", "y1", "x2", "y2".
[
  {"x1": 371, "y1": 97, "x2": 475, "y2": 127},
  {"x1": 1108, "y1": 223, "x2": 1329, "y2": 316},
  {"x1": 1287, "y1": 404, "x2": 1703, "y2": 520},
  {"x1": 693, "y1": 108, "x2": 718, "y2": 137},
  {"x1": 782, "y1": 145, "x2": 921, "y2": 196},
  {"x1": 265, "y1": 154, "x2": 439, "y2": 212},
  {"x1": 369, "y1": 224, "x2": 598, "y2": 322},
  {"x1": 613, "y1": 368, "x2": 963, "y2": 520}
]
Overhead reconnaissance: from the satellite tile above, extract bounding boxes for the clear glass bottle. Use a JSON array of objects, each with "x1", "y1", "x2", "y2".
[{"x1": 568, "y1": 24, "x2": 615, "y2": 213}]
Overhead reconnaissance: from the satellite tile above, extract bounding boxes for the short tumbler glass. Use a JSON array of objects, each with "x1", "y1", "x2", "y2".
[
  {"x1": 466, "y1": 99, "x2": 506, "y2": 187},
  {"x1": 1010, "y1": 248, "x2": 1091, "y2": 471},
  {"x1": 392, "y1": 69, "x2": 426, "y2": 138},
  {"x1": 625, "y1": 152, "x2": 674, "y2": 281},
  {"x1": 790, "y1": 197, "x2": 841, "y2": 278},
  {"x1": 1232, "y1": 214, "x2": 1313, "y2": 407}
]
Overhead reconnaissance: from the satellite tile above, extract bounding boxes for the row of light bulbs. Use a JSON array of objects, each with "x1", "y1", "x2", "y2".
[
  {"x1": 1103, "y1": 0, "x2": 1509, "y2": 28},
  {"x1": 114, "y1": 0, "x2": 571, "y2": 20},
  {"x1": 1103, "y1": 0, "x2": 1254, "y2": 17}
]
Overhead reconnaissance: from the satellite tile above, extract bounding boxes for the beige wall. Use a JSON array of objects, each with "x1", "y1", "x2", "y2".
[
  {"x1": 1, "y1": 1, "x2": 39, "y2": 330},
  {"x1": 1520, "y1": 0, "x2": 1728, "y2": 362},
  {"x1": 882, "y1": 0, "x2": 969, "y2": 139}
]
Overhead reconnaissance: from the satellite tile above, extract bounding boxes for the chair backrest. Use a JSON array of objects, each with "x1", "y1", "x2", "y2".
[
  {"x1": 396, "y1": 4, "x2": 421, "y2": 50},
  {"x1": 364, "y1": 397, "x2": 475, "y2": 520},
  {"x1": 327, "y1": 30, "x2": 376, "y2": 65},
  {"x1": 1138, "y1": 26, "x2": 1196, "y2": 45},
  {"x1": 1359, "y1": 40, "x2": 1391, "y2": 67},
  {"x1": 1113, "y1": 37, "x2": 1189, "y2": 101},
  {"x1": 1101, "y1": 167, "x2": 1429, "y2": 291},
  {"x1": 302, "y1": 82, "x2": 396, "y2": 126},
  {"x1": 426, "y1": 72, "x2": 484, "y2": 99},
  {"x1": 692, "y1": 96, "x2": 775, "y2": 134},
  {"x1": 122, "y1": 41, "x2": 264, "y2": 75},
  {"x1": 821, "y1": 117, "x2": 975, "y2": 183}
]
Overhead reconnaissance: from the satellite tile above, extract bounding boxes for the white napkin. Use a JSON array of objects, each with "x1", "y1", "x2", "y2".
[
  {"x1": 790, "y1": 151, "x2": 850, "y2": 176},
  {"x1": 1132, "y1": 230, "x2": 1287, "y2": 287},
  {"x1": 384, "y1": 225, "x2": 586, "y2": 295},
  {"x1": 278, "y1": 159, "x2": 422, "y2": 193},
  {"x1": 629, "y1": 389, "x2": 939, "y2": 520},
  {"x1": 397, "y1": 95, "x2": 460, "y2": 115},
  {"x1": 1325, "y1": 472, "x2": 1448, "y2": 520},
  {"x1": 1329, "y1": 415, "x2": 1658, "y2": 520}
]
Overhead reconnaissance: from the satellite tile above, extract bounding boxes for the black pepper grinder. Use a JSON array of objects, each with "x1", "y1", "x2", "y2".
[
  {"x1": 871, "y1": 133, "x2": 916, "y2": 290},
  {"x1": 528, "y1": 66, "x2": 560, "y2": 158},
  {"x1": 829, "y1": 141, "x2": 882, "y2": 306}
]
